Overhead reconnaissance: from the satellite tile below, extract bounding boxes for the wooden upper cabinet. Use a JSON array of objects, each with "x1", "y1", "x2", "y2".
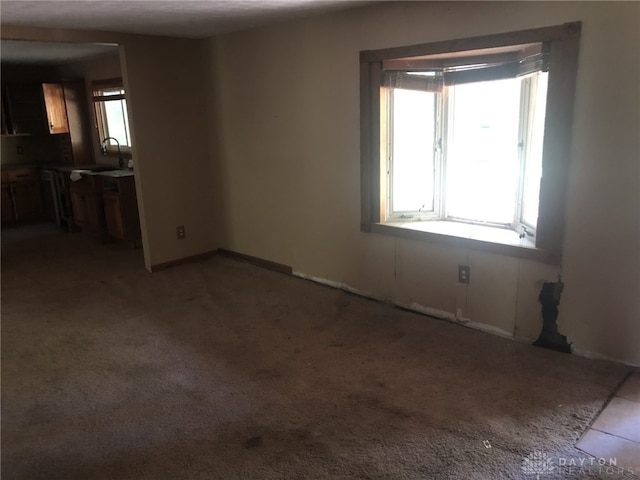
[
  {"x1": 3, "y1": 83, "x2": 69, "y2": 135},
  {"x1": 42, "y1": 83, "x2": 69, "y2": 134},
  {"x1": 4, "y1": 84, "x2": 47, "y2": 135},
  {"x1": 62, "y1": 81, "x2": 93, "y2": 165}
]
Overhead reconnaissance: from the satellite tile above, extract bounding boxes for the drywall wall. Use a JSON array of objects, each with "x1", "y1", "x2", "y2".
[
  {"x1": 0, "y1": 134, "x2": 66, "y2": 165},
  {"x1": 210, "y1": 1, "x2": 640, "y2": 365},
  {"x1": 2, "y1": 26, "x2": 217, "y2": 270},
  {"x1": 120, "y1": 37, "x2": 216, "y2": 269}
]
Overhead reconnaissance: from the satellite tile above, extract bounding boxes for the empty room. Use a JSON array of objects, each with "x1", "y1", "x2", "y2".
[{"x1": 1, "y1": 1, "x2": 639, "y2": 478}]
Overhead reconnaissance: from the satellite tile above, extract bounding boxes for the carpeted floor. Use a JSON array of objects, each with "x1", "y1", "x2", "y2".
[{"x1": 1, "y1": 229, "x2": 635, "y2": 479}]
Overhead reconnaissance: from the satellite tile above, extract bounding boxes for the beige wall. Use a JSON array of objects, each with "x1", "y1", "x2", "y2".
[
  {"x1": 121, "y1": 37, "x2": 216, "y2": 269},
  {"x1": 210, "y1": 1, "x2": 640, "y2": 365}
]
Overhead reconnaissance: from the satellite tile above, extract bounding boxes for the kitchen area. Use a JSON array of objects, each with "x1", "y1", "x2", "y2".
[{"x1": 1, "y1": 41, "x2": 141, "y2": 248}]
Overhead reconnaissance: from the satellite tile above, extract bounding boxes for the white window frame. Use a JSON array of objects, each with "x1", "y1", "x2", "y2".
[{"x1": 385, "y1": 72, "x2": 547, "y2": 236}]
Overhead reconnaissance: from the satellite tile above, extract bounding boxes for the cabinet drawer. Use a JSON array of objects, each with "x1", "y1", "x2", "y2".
[{"x1": 7, "y1": 169, "x2": 38, "y2": 182}]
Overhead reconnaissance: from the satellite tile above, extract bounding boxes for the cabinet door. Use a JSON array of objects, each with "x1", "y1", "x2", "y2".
[
  {"x1": 70, "y1": 191, "x2": 87, "y2": 227},
  {"x1": 42, "y1": 83, "x2": 69, "y2": 134},
  {"x1": 12, "y1": 182, "x2": 43, "y2": 222},
  {"x1": 1, "y1": 184, "x2": 14, "y2": 224},
  {"x1": 103, "y1": 192, "x2": 125, "y2": 239},
  {"x1": 63, "y1": 81, "x2": 93, "y2": 165},
  {"x1": 1, "y1": 90, "x2": 9, "y2": 135},
  {"x1": 5, "y1": 84, "x2": 47, "y2": 135},
  {"x1": 85, "y1": 194, "x2": 103, "y2": 233}
]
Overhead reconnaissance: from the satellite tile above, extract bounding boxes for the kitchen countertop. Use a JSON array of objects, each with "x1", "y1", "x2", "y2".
[
  {"x1": 68, "y1": 168, "x2": 134, "y2": 181},
  {"x1": 2, "y1": 163, "x2": 134, "y2": 180},
  {"x1": 1, "y1": 163, "x2": 125, "y2": 172},
  {"x1": 56, "y1": 164, "x2": 121, "y2": 173},
  {"x1": 94, "y1": 170, "x2": 134, "y2": 178}
]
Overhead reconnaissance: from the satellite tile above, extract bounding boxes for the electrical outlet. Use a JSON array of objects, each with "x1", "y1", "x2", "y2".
[
  {"x1": 458, "y1": 265, "x2": 470, "y2": 284},
  {"x1": 176, "y1": 225, "x2": 186, "y2": 240}
]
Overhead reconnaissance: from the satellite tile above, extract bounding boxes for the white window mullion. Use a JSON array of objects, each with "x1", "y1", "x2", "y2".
[
  {"x1": 521, "y1": 72, "x2": 548, "y2": 231},
  {"x1": 437, "y1": 88, "x2": 449, "y2": 221},
  {"x1": 386, "y1": 89, "x2": 394, "y2": 220},
  {"x1": 516, "y1": 76, "x2": 533, "y2": 231}
]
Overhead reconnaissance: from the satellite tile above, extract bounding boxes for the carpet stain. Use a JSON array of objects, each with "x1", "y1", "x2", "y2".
[
  {"x1": 348, "y1": 392, "x2": 414, "y2": 420},
  {"x1": 244, "y1": 436, "x2": 264, "y2": 449},
  {"x1": 255, "y1": 369, "x2": 282, "y2": 380}
]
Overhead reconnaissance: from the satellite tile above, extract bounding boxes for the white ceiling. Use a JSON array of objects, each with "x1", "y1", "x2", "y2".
[
  {"x1": 1, "y1": 40, "x2": 119, "y2": 64},
  {"x1": 0, "y1": 0, "x2": 372, "y2": 39},
  {"x1": 1, "y1": 0, "x2": 372, "y2": 64}
]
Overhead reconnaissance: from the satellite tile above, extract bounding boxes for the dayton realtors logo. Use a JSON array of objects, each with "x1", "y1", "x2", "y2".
[
  {"x1": 521, "y1": 451, "x2": 555, "y2": 478},
  {"x1": 521, "y1": 451, "x2": 636, "y2": 478}
]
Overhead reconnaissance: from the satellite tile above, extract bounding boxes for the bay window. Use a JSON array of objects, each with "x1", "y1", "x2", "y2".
[{"x1": 360, "y1": 23, "x2": 582, "y2": 263}]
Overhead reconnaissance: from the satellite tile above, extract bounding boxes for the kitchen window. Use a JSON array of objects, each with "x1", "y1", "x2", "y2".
[
  {"x1": 360, "y1": 23, "x2": 582, "y2": 263},
  {"x1": 92, "y1": 78, "x2": 131, "y2": 153}
]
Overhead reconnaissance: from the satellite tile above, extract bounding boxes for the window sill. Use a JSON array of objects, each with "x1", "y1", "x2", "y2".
[{"x1": 369, "y1": 221, "x2": 559, "y2": 264}]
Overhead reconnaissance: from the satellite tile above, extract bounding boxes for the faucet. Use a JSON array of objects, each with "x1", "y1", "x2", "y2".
[{"x1": 101, "y1": 137, "x2": 124, "y2": 168}]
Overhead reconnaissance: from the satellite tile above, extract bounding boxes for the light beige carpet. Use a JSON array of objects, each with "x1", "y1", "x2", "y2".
[{"x1": 1, "y1": 230, "x2": 634, "y2": 479}]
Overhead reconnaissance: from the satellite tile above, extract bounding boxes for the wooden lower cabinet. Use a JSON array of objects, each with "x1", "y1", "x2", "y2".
[
  {"x1": 11, "y1": 182, "x2": 43, "y2": 221},
  {"x1": 69, "y1": 173, "x2": 140, "y2": 243},
  {"x1": 2, "y1": 184, "x2": 14, "y2": 223},
  {"x1": 102, "y1": 177, "x2": 140, "y2": 242},
  {"x1": 103, "y1": 192, "x2": 125, "y2": 239},
  {"x1": 1, "y1": 168, "x2": 44, "y2": 225},
  {"x1": 69, "y1": 175, "x2": 106, "y2": 239},
  {"x1": 69, "y1": 191, "x2": 88, "y2": 226}
]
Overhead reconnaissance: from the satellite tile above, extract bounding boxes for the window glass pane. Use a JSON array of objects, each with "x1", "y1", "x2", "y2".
[
  {"x1": 522, "y1": 72, "x2": 548, "y2": 228},
  {"x1": 446, "y1": 78, "x2": 521, "y2": 224},
  {"x1": 391, "y1": 89, "x2": 436, "y2": 213},
  {"x1": 103, "y1": 99, "x2": 130, "y2": 146}
]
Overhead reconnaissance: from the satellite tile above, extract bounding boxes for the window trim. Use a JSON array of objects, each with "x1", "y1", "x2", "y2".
[
  {"x1": 360, "y1": 22, "x2": 581, "y2": 264},
  {"x1": 91, "y1": 78, "x2": 132, "y2": 157}
]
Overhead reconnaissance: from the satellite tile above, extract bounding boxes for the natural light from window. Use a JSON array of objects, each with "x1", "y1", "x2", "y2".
[
  {"x1": 361, "y1": 23, "x2": 582, "y2": 261},
  {"x1": 386, "y1": 71, "x2": 548, "y2": 235},
  {"x1": 93, "y1": 85, "x2": 131, "y2": 149},
  {"x1": 102, "y1": 97, "x2": 130, "y2": 147},
  {"x1": 447, "y1": 77, "x2": 521, "y2": 225},
  {"x1": 391, "y1": 89, "x2": 436, "y2": 213}
]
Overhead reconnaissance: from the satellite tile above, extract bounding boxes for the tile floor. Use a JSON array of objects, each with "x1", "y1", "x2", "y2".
[{"x1": 577, "y1": 372, "x2": 640, "y2": 475}]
